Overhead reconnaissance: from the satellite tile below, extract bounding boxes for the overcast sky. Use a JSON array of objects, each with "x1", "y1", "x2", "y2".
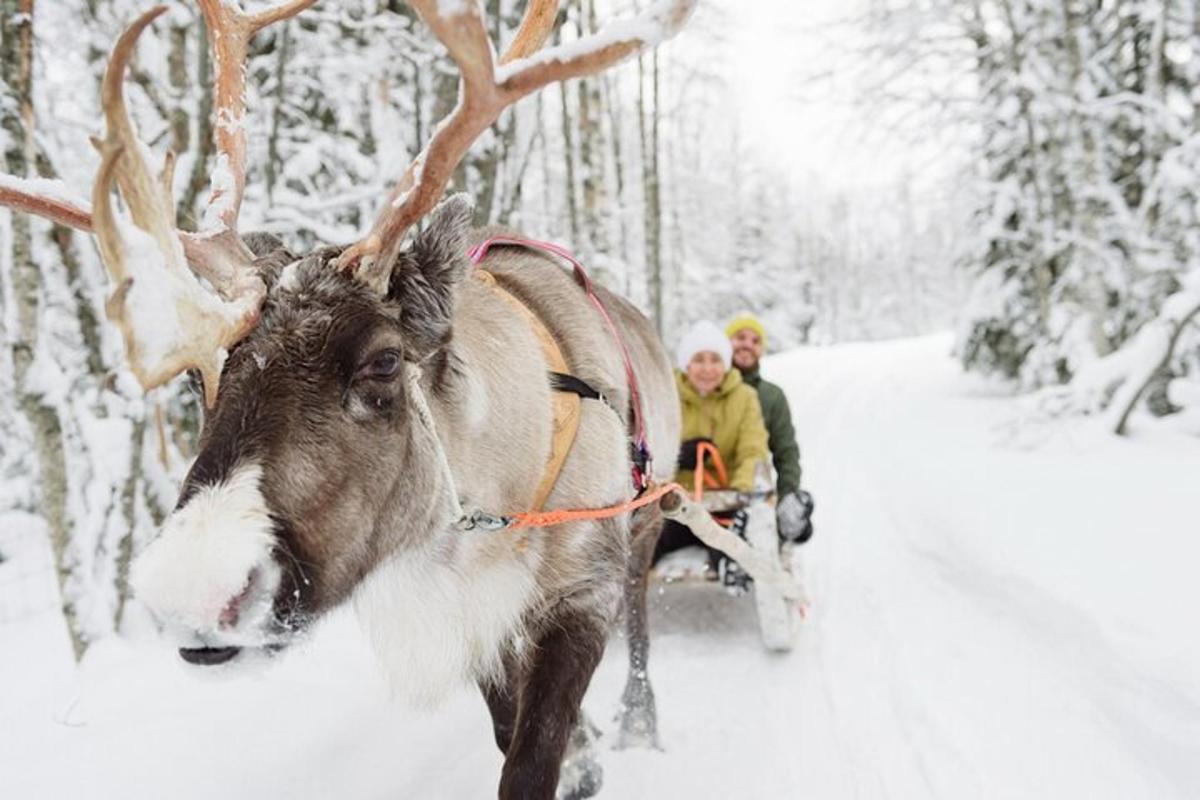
[{"x1": 701, "y1": 0, "x2": 967, "y2": 193}]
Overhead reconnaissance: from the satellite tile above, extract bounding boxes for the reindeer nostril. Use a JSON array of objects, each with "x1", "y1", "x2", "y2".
[
  {"x1": 218, "y1": 597, "x2": 241, "y2": 629},
  {"x1": 218, "y1": 567, "x2": 260, "y2": 629}
]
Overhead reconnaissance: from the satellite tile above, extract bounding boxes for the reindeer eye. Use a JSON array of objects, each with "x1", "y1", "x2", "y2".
[{"x1": 358, "y1": 349, "x2": 403, "y2": 381}]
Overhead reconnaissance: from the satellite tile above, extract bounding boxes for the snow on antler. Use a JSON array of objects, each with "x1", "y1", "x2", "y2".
[
  {"x1": 0, "y1": 2, "x2": 316, "y2": 407},
  {"x1": 91, "y1": 6, "x2": 265, "y2": 408},
  {"x1": 0, "y1": 174, "x2": 94, "y2": 231}
]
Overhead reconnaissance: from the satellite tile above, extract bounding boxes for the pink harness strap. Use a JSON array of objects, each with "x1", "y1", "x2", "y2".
[{"x1": 468, "y1": 236, "x2": 653, "y2": 492}]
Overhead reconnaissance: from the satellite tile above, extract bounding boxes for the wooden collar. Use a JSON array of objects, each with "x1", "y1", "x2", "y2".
[{"x1": 475, "y1": 269, "x2": 581, "y2": 512}]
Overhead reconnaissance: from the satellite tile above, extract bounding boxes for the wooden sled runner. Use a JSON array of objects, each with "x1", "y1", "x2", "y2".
[{"x1": 656, "y1": 479, "x2": 808, "y2": 653}]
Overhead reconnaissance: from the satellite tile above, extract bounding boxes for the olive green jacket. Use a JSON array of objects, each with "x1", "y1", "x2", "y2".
[
  {"x1": 675, "y1": 369, "x2": 770, "y2": 492},
  {"x1": 738, "y1": 367, "x2": 802, "y2": 496}
]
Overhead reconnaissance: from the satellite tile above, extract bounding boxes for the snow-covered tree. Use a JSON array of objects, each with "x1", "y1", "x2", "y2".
[{"x1": 852, "y1": 0, "x2": 1200, "y2": 430}]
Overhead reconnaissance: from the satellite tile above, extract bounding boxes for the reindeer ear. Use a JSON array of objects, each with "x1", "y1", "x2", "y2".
[{"x1": 384, "y1": 193, "x2": 475, "y2": 360}]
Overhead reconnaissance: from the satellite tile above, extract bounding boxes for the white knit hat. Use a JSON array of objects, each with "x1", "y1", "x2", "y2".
[{"x1": 676, "y1": 320, "x2": 733, "y2": 372}]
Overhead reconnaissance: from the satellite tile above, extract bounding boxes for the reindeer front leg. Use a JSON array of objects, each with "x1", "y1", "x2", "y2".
[
  {"x1": 480, "y1": 663, "x2": 519, "y2": 755},
  {"x1": 499, "y1": 605, "x2": 607, "y2": 800}
]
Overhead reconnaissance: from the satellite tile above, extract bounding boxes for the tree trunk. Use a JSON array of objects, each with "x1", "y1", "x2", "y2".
[
  {"x1": 112, "y1": 417, "x2": 147, "y2": 630},
  {"x1": 34, "y1": 152, "x2": 104, "y2": 377},
  {"x1": 639, "y1": 49, "x2": 663, "y2": 336},
  {"x1": 997, "y1": 0, "x2": 1052, "y2": 328},
  {"x1": 1112, "y1": 297, "x2": 1200, "y2": 435},
  {"x1": 602, "y1": 72, "x2": 629, "y2": 273},
  {"x1": 1, "y1": 0, "x2": 86, "y2": 661},
  {"x1": 182, "y1": 15, "x2": 216, "y2": 229},
  {"x1": 265, "y1": 20, "x2": 293, "y2": 202},
  {"x1": 575, "y1": 0, "x2": 606, "y2": 257},
  {"x1": 168, "y1": 20, "x2": 191, "y2": 158}
]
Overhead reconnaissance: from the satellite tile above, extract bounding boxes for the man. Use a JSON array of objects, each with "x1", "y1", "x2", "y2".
[{"x1": 726, "y1": 313, "x2": 814, "y2": 544}]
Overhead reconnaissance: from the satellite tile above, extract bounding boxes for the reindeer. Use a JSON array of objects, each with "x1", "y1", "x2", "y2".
[{"x1": 0, "y1": 1, "x2": 695, "y2": 797}]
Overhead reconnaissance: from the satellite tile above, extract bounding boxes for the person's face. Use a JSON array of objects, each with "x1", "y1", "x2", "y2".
[
  {"x1": 730, "y1": 327, "x2": 763, "y2": 370},
  {"x1": 686, "y1": 351, "x2": 726, "y2": 396}
]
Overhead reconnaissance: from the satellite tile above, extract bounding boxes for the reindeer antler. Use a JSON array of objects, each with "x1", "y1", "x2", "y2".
[
  {"x1": 0, "y1": 0, "x2": 695, "y2": 399},
  {"x1": 194, "y1": 0, "x2": 318, "y2": 232},
  {"x1": 92, "y1": 6, "x2": 266, "y2": 408},
  {"x1": 0, "y1": 177, "x2": 94, "y2": 232},
  {"x1": 336, "y1": 0, "x2": 697, "y2": 292},
  {"x1": 500, "y1": 0, "x2": 559, "y2": 64},
  {"x1": 0, "y1": 2, "x2": 314, "y2": 406}
]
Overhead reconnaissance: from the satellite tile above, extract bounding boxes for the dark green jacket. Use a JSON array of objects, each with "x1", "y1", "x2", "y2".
[{"x1": 739, "y1": 367, "x2": 802, "y2": 496}]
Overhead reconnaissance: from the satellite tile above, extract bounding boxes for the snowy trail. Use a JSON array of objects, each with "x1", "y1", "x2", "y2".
[
  {"x1": 772, "y1": 336, "x2": 1199, "y2": 798},
  {"x1": 4, "y1": 334, "x2": 1198, "y2": 798}
]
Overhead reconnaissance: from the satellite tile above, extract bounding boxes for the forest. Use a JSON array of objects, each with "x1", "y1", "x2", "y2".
[{"x1": 1, "y1": 0, "x2": 1197, "y2": 659}]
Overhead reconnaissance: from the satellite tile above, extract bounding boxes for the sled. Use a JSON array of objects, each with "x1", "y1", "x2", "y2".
[{"x1": 655, "y1": 484, "x2": 807, "y2": 652}]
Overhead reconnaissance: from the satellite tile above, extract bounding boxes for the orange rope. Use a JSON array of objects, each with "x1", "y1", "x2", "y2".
[
  {"x1": 505, "y1": 482, "x2": 683, "y2": 530},
  {"x1": 485, "y1": 443, "x2": 727, "y2": 531},
  {"x1": 690, "y1": 441, "x2": 736, "y2": 527},
  {"x1": 692, "y1": 441, "x2": 728, "y2": 500}
]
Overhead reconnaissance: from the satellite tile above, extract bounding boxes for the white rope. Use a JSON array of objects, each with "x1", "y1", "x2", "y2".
[{"x1": 406, "y1": 362, "x2": 465, "y2": 524}]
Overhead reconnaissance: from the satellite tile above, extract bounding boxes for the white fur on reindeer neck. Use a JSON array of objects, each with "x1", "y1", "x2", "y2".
[{"x1": 357, "y1": 364, "x2": 537, "y2": 709}]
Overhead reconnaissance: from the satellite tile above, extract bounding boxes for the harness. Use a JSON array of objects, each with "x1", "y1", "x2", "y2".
[
  {"x1": 411, "y1": 236, "x2": 668, "y2": 535},
  {"x1": 467, "y1": 236, "x2": 653, "y2": 494},
  {"x1": 472, "y1": 268, "x2": 582, "y2": 513}
]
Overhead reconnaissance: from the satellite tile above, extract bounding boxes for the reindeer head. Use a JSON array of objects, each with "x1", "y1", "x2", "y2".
[
  {"x1": 129, "y1": 197, "x2": 475, "y2": 665},
  {"x1": 0, "y1": 0, "x2": 696, "y2": 667}
]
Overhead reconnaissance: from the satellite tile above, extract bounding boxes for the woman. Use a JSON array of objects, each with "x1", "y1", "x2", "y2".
[{"x1": 655, "y1": 320, "x2": 770, "y2": 565}]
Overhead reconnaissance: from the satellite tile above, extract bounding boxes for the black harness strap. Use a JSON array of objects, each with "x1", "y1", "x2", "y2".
[
  {"x1": 549, "y1": 371, "x2": 605, "y2": 402},
  {"x1": 549, "y1": 371, "x2": 649, "y2": 492}
]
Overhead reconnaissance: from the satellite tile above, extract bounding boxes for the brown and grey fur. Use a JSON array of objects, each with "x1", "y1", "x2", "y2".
[{"x1": 131, "y1": 197, "x2": 679, "y2": 799}]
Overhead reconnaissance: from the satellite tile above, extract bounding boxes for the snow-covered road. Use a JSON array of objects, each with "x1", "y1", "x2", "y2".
[
  {"x1": 605, "y1": 333, "x2": 1199, "y2": 798},
  {"x1": 761, "y1": 335, "x2": 1199, "y2": 799},
  {"x1": 4, "y1": 334, "x2": 1198, "y2": 798}
]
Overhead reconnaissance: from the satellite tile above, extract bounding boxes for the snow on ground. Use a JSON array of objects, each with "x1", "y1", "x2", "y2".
[{"x1": 3, "y1": 333, "x2": 1198, "y2": 798}]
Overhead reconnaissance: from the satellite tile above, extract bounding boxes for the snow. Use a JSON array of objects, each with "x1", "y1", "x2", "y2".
[
  {"x1": 0, "y1": 174, "x2": 92, "y2": 213},
  {"x1": 112, "y1": 217, "x2": 195, "y2": 375},
  {"x1": 493, "y1": 0, "x2": 698, "y2": 85},
  {"x1": 3, "y1": 333, "x2": 1199, "y2": 798},
  {"x1": 1025, "y1": 267, "x2": 1200, "y2": 427},
  {"x1": 200, "y1": 153, "x2": 238, "y2": 233},
  {"x1": 435, "y1": 0, "x2": 471, "y2": 16}
]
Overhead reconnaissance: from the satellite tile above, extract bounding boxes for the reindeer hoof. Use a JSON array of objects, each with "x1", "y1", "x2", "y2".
[
  {"x1": 557, "y1": 765, "x2": 602, "y2": 800},
  {"x1": 557, "y1": 714, "x2": 603, "y2": 799},
  {"x1": 613, "y1": 709, "x2": 661, "y2": 751},
  {"x1": 613, "y1": 677, "x2": 661, "y2": 751}
]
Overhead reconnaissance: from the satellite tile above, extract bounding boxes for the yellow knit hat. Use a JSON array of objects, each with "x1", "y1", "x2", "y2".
[{"x1": 725, "y1": 313, "x2": 767, "y2": 349}]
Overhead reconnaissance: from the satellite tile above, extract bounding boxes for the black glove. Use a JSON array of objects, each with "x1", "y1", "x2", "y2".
[
  {"x1": 677, "y1": 437, "x2": 715, "y2": 471},
  {"x1": 777, "y1": 490, "x2": 814, "y2": 544}
]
